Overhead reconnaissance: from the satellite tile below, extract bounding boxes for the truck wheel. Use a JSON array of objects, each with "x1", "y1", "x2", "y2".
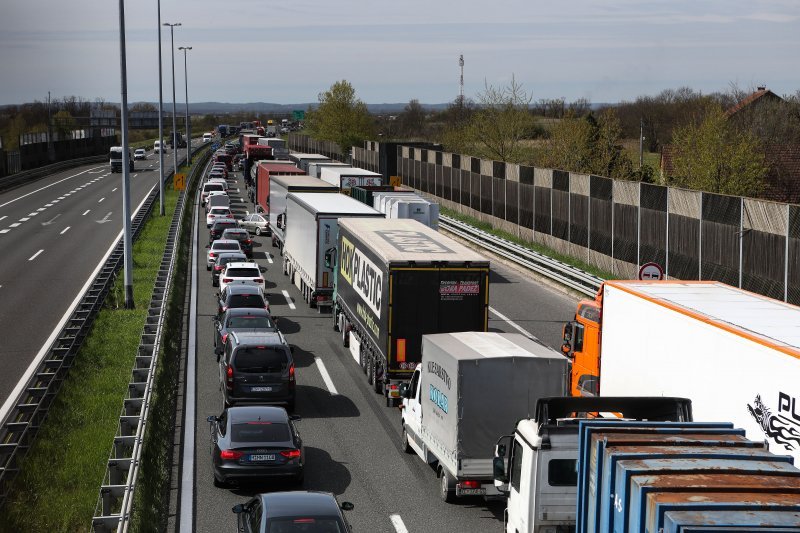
[
  {"x1": 440, "y1": 469, "x2": 456, "y2": 503},
  {"x1": 371, "y1": 363, "x2": 382, "y2": 394},
  {"x1": 366, "y1": 358, "x2": 374, "y2": 386},
  {"x1": 333, "y1": 311, "x2": 339, "y2": 332},
  {"x1": 401, "y1": 426, "x2": 413, "y2": 454},
  {"x1": 271, "y1": 237, "x2": 276, "y2": 248},
  {"x1": 341, "y1": 320, "x2": 349, "y2": 348}
]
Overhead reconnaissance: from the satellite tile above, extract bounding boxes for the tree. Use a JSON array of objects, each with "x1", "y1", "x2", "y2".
[
  {"x1": 591, "y1": 109, "x2": 634, "y2": 179},
  {"x1": 670, "y1": 105, "x2": 767, "y2": 196},
  {"x1": 130, "y1": 102, "x2": 158, "y2": 113},
  {"x1": 52, "y1": 110, "x2": 77, "y2": 137},
  {"x1": 304, "y1": 80, "x2": 374, "y2": 154},
  {"x1": 543, "y1": 115, "x2": 594, "y2": 172},
  {"x1": 397, "y1": 99, "x2": 426, "y2": 138}
]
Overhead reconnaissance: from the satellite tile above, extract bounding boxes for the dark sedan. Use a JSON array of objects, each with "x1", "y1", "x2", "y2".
[
  {"x1": 211, "y1": 252, "x2": 248, "y2": 287},
  {"x1": 214, "y1": 308, "x2": 277, "y2": 355},
  {"x1": 222, "y1": 227, "x2": 254, "y2": 258},
  {"x1": 208, "y1": 406, "x2": 303, "y2": 488},
  {"x1": 233, "y1": 492, "x2": 354, "y2": 533},
  {"x1": 210, "y1": 219, "x2": 239, "y2": 244}
]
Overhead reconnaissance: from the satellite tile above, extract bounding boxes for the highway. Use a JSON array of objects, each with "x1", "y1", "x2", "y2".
[{"x1": 182, "y1": 164, "x2": 577, "y2": 532}]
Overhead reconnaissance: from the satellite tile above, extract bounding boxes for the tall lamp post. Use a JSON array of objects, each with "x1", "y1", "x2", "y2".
[
  {"x1": 118, "y1": 0, "x2": 134, "y2": 308},
  {"x1": 163, "y1": 22, "x2": 181, "y2": 177},
  {"x1": 179, "y1": 46, "x2": 192, "y2": 165},
  {"x1": 156, "y1": 0, "x2": 165, "y2": 215}
]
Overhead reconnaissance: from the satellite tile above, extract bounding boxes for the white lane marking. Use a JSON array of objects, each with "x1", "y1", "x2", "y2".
[
  {"x1": 28, "y1": 249, "x2": 44, "y2": 261},
  {"x1": 314, "y1": 357, "x2": 338, "y2": 395},
  {"x1": 132, "y1": 174, "x2": 138, "y2": 178},
  {"x1": 489, "y1": 306, "x2": 535, "y2": 340},
  {"x1": 179, "y1": 181, "x2": 200, "y2": 533},
  {"x1": 58, "y1": 196, "x2": 65, "y2": 200},
  {"x1": 19, "y1": 217, "x2": 29, "y2": 222},
  {"x1": 98, "y1": 197, "x2": 105, "y2": 203},
  {"x1": 9, "y1": 223, "x2": 20, "y2": 227},
  {"x1": 28, "y1": 212, "x2": 38, "y2": 216},
  {"x1": 45, "y1": 203, "x2": 53, "y2": 207},
  {"x1": 112, "y1": 187, "x2": 118, "y2": 192},
  {"x1": 281, "y1": 290, "x2": 296, "y2": 310},
  {"x1": 390, "y1": 515, "x2": 409, "y2": 533},
  {"x1": 36, "y1": 208, "x2": 45, "y2": 212},
  {"x1": 266, "y1": 253, "x2": 273, "y2": 264},
  {"x1": 60, "y1": 226, "x2": 70, "y2": 235},
  {"x1": 0, "y1": 165, "x2": 103, "y2": 209},
  {"x1": 41, "y1": 214, "x2": 61, "y2": 226},
  {"x1": 82, "y1": 210, "x2": 90, "y2": 216},
  {"x1": 0, "y1": 216, "x2": 6, "y2": 221},
  {"x1": 0, "y1": 183, "x2": 157, "y2": 429},
  {"x1": 0, "y1": 229, "x2": 9, "y2": 234},
  {"x1": 51, "y1": 199, "x2": 59, "y2": 203}
]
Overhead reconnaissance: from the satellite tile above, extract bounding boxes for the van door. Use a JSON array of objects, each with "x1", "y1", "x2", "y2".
[
  {"x1": 404, "y1": 368, "x2": 423, "y2": 448},
  {"x1": 506, "y1": 436, "x2": 534, "y2": 533}
]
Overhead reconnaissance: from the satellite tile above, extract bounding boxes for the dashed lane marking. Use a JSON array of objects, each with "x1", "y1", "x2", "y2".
[
  {"x1": 60, "y1": 226, "x2": 70, "y2": 235},
  {"x1": 0, "y1": 165, "x2": 104, "y2": 209},
  {"x1": 82, "y1": 210, "x2": 90, "y2": 216},
  {"x1": 9, "y1": 223, "x2": 20, "y2": 227},
  {"x1": 0, "y1": 216, "x2": 6, "y2": 221},
  {"x1": 390, "y1": 515, "x2": 409, "y2": 533},
  {"x1": 0, "y1": 230, "x2": 8, "y2": 234},
  {"x1": 112, "y1": 188, "x2": 118, "y2": 192},
  {"x1": 281, "y1": 290, "x2": 296, "y2": 310},
  {"x1": 314, "y1": 357, "x2": 338, "y2": 395},
  {"x1": 19, "y1": 218, "x2": 29, "y2": 222},
  {"x1": 28, "y1": 249, "x2": 44, "y2": 261},
  {"x1": 98, "y1": 197, "x2": 105, "y2": 203}
]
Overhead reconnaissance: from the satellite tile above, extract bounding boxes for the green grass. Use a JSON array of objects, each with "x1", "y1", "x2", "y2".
[
  {"x1": 440, "y1": 206, "x2": 616, "y2": 281},
  {"x1": 0, "y1": 173, "x2": 189, "y2": 532}
]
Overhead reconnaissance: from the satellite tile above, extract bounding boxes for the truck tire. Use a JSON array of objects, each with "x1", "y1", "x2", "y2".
[
  {"x1": 341, "y1": 319, "x2": 349, "y2": 348},
  {"x1": 333, "y1": 310, "x2": 339, "y2": 332},
  {"x1": 440, "y1": 469, "x2": 456, "y2": 503},
  {"x1": 271, "y1": 237, "x2": 276, "y2": 248},
  {"x1": 401, "y1": 425, "x2": 413, "y2": 454},
  {"x1": 371, "y1": 362, "x2": 382, "y2": 394},
  {"x1": 366, "y1": 357, "x2": 374, "y2": 386}
]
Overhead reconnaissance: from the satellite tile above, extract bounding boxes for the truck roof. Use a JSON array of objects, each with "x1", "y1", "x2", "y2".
[
  {"x1": 606, "y1": 281, "x2": 800, "y2": 358},
  {"x1": 425, "y1": 332, "x2": 562, "y2": 362},
  {"x1": 339, "y1": 218, "x2": 489, "y2": 264},
  {"x1": 321, "y1": 167, "x2": 380, "y2": 177},
  {"x1": 289, "y1": 152, "x2": 328, "y2": 160},
  {"x1": 287, "y1": 192, "x2": 381, "y2": 215},
  {"x1": 271, "y1": 175, "x2": 337, "y2": 189},
  {"x1": 258, "y1": 163, "x2": 303, "y2": 174}
]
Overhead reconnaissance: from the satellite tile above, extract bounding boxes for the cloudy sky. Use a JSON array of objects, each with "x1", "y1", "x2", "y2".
[{"x1": 1, "y1": 0, "x2": 798, "y2": 106}]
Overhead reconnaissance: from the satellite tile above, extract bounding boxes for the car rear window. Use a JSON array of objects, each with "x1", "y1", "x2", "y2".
[
  {"x1": 231, "y1": 422, "x2": 290, "y2": 443},
  {"x1": 228, "y1": 294, "x2": 265, "y2": 307},
  {"x1": 267, "y1": 518, "x2": 343, "y2": 533},
  {"x1": 204, "y1": 184, "x2": 224, "y2": 192},
  {"x1": 214, "y1": 243, "x2": 240, "y2": 251},
  {"x1": 223, "y1": 232, "x2": 248, "y2": 241},
  {"x1": 227, "y1": 316, "x2": 273, "y2": 329},
  {"x1": 219, "y1": 256, "x2": 245, "y2": 266},
  {"x1": 226, "y1": 268, "x2": 260, "y2": 277},
  {"x1": 213, "y1": 222, "x2": 237, "y2": 231},
  {"x1": 233, "y1": 347, "x2": 289, "y2": 372}
]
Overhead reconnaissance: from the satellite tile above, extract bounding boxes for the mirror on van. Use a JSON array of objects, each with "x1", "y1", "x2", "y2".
[
  {"x1": 398, "y1": 383, "x2": 410, "y2": 399},
  {"x1": 493, "y1": 456, "x2": 508, "y2": 485}
]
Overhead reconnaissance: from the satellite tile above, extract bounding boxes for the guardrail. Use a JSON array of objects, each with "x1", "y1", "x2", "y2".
[
  {"x1": 91, "y1": 147, "x2": 209, "y2": 532},
  {"x1": 439, "y1": 215, "x2": 603, "y2": 297},
  {"x1": 0, "y1": 155, "x2": 107, "y2": 193},
  {"x1": 0, "y1": 152, "x2": 196, "y2": 507}
]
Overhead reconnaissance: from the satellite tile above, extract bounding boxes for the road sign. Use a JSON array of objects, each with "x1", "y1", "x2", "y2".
[
  {"x1": 389, "y1": 175, "x2": 402, "y2": 186},
  {"x1": 638, "y1": 262, "x2": 664, "y2": 280},
  {"x1": 173, "y1": 173, "x2": 186, "y2": 191},
  {"x1": 292, "y1": 110, "x2": 305, "y2": 121}
]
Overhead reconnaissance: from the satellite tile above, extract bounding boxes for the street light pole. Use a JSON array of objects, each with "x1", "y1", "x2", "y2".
[
  {"x1": 118, "y1": 0, "x2": 134, "y2": 308},
  {"x1": 156, "y1": 0, "x2": 165, "y2": 215},
  {"x1": 179, "y1": 46, "x2": 192, "y2": 165},
  {"x1": 164, "y1": 22, "x2": 181, "y2": 178}
]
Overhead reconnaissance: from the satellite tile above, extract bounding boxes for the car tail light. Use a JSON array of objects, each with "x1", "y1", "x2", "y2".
[
  {"x1": 461, "y1": 480, "x2": 480, "y2": 489},
  {"x1": 253, "y1": 278, "x2": 263, "y2": 283},
  {"x1": 289, "y1": 364, "x2": 295, "y2": 387},
  {"x1": 226, "y1": 365, "x2": 234, "y2": 390},
  {"x1": 209, "y1": 252, "x2": 216, "y2": 258},
  {"x1": 209, "y1": 214, "x2": 216, "y2": 218},
  {"x1": 222, "y1": 305, "x2": 228, "y2": 312},
  {"x1": 244, "y1": 239, "x2": 251, "y2": 245},
  {"x1": 280, "y1": 449, "x2": 301, "y2": 459},
  {"x1": 223, "y1": 278, "x2": 232, "y2": 283},
  {"x1": 214, "y1": 265, "x2": 222, "y2": 271},
  {"x1": 221, "y1": 333, "x2": 228, "y2": 344},
  {"x1": 220, "y1": 449, "x2": 243, "y2": 460}
]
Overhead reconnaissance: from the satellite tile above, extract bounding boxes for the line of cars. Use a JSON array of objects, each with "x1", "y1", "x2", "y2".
[{"x1": 199, "y1": 149, "x2": 353, "y2": 531}]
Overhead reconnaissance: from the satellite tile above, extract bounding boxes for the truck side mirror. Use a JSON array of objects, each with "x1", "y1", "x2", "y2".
[
  {"x1": 324, "y1": 248, "x2": 337, "y2": 269},
  {"x1": 398, "y1": 383, "x2": 409, "y2": 399},
  {"x1": 493, "y1": 437, "x2": 511, "y2": 492}
]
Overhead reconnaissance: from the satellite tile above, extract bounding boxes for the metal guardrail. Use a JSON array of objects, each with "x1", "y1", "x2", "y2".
[
  {"x1": 439, "y1": 215, "x2": 603, "y2": 297},
  {"x1": 91, "y1": 147, "x2": 209, "y2": 532},
  {"x1": 0, "y1": 155, "x2": 107, "y2": 193}
]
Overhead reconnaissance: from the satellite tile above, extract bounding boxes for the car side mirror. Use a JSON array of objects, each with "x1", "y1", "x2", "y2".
[
  {"x1": 290, "y1": 414, "x2": 301, "y2": 421},
  {"x1": 493, "y1": 456, "x2": 508, "y2": 485},
  {"x1": 289, "y1": 345, "x2": 295, "y2": 354},
  {"x1": 340, "y1": 502, "x2": 354, "y2": 512},
  {"x1": 398, "y1": 383, "x2": 410, "y2": 399},
  {"x1": 232, "y1": 504, "x2": 245, "y2": 514},
  {"x1": 207, "y1": 415, "x2": 218, "y2": 424}
]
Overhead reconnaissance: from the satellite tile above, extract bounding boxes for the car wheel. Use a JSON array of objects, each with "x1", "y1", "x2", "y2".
[
  {"x1": 341, "y1": 319, "x2": 349, "y2": 347},
  {"x1": 255, "y1": 227, "x2": 262, "y2": 236},
  {"x1": 440, "y1": 469, "x2": 456, "y2": 503},
  {"x1": 401, "y1": 426, "x2": 413, "y2": 454},
  {"x1": 213, "y1": 475, "x2": 229, "y2": 488},
  {"x1": 206, "y1": 264, "x2": 211, "y2": 271}
]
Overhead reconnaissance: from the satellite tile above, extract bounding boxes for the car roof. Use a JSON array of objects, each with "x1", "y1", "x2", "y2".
[
  {"x1": 216, "y1": 252, "x2": 247, "y2": 261},
  {"x1": 230, "y1": 330, "x2": 286, "y2": 346},
  {"x1": 228, "y1": 405, "x2": 288, "y2": 425},
  {"x1": 258, "y1": 492, "x2": 342, "y2": 518},
  {"x1": 212, "y1": 239, "x2": 239, "y2": 246},
  {"x1": 211, "y1": 220, "x2": 237, "y2": 228}
]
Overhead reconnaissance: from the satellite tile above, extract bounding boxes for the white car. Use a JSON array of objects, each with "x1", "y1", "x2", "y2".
[
  {"x1": 207, "y1": 177, "x2": 228, "y2": 190},
  {"x1": 218, "y1": 262, "x2": 265, "y2": 294},
  {"x1": 134, "y1": 148, "x2": 147, "y2": 160},
  {"x1": 207, "y1": 207, "x2": 234, "y2": 227},
  {"x1": 207, "y1": 239, "x2": 242, "y2": 270},
  {"x1": 205, "y1": 191, "x2": 229, "y2": 212},
  {"x1": 201, "y1": 181, "x2": 226, "y2": 206},
  {"x1": 203, "y1": 133, "x2": 213, "y2": 143}
]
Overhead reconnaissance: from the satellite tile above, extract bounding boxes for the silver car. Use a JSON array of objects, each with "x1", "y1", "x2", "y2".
[
  {"x1": 239, "y1": 212, "x2": 269, "y2": 236},
  {"x1": 207, "y1": 239, "x2": 243, "y2": 270}
]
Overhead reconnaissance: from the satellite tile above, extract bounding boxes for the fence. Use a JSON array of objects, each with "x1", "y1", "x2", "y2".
[{"x1": 0, "y1": 128, "x2": 116, "y2": 178}]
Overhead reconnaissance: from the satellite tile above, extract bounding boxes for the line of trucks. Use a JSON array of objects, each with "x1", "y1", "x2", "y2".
[{"x1": 226, "y1": 135, "x2": 800, "y2": 530}]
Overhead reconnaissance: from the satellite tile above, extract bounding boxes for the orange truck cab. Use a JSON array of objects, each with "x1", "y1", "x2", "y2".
[{"x1": 561, "y1": 284, "x2": 603, "y2": 397}]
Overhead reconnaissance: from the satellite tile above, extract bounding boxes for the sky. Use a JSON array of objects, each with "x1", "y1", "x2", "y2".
[{"x1": 1, "y1": 0, "x2": 798, "y2": 106}]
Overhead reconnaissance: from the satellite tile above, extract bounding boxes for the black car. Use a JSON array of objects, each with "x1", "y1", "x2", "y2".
[
  {"x1": 212, "y1": 252, "x2": 249, "y2": 286},
  {"x1": 207, "y1": 406, "x2": 303, "y2": 488},
  {"x1": 218, "y1": 284, "x2": 269, "y2": 318},
  {"x1": 233, "y1": 492, "x2": 354, "y2": 532},
  {"x1": 222, "y1": 228, "x2": 254, "y2": 258},
  {"x1": 219, "y1": 330, "x2": 294, "y2": 409},
  {"x1": 214, "y1": 308, "x2": 277, "y2": 355},
  {"x1": 210, "y1": 219, "x2": 239, "y2": 244}
]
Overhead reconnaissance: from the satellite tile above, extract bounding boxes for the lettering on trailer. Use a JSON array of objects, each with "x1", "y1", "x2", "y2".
[
  {"x1": 339, "y1": 236, "x2": 382, "y2": 316},
  {"x1": 427, "y1": 361, "x2": 452, "y2": 390},
  {"x1": 376, "y1": 230, "x2": 454, "y2": 254},
  {"x1": 429, "y1": 384, "x2": 449, "y2": 414},
  {"x1": 747, "y1": 393, "x2": 800, "y2": 451}
]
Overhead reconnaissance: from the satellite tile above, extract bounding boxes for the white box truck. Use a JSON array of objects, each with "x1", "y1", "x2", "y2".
[
  {"x1": 595, "y1": 280, "x2": 800, "y2": 463},
  {"x1": 269, "y1": 175, "x2": 337, "y2": 252},
  {"x1": 371, "y1": 191, "x2": 419, "y2": 212},
  {"x1": 399, "y1": 332, "x2": 568, "y2": 502},
  {"x1": 319, "y1": 166, "x2": 383, "y2": 194},
  {"x1": 283, "y1": 193, "x2": 382, "y2": 307},
  {"x1": 386, "y1": 197, "x2": 439, "y2": 230},
  {"x1": 307, "y1": 161, "x2": 350, "y2": 179},
  {"x1": 288, "y1": 152, "x2": 330, "y2": 173}
]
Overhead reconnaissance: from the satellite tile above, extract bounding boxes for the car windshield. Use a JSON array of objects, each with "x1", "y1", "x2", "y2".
[
  {"x1": 234, "y1": 347, "x2": 288, "y2": 372},
  {"x1": 227, "y1": 315, "x2": 273, "y2": 329},
  {"x1": 228, "y1": 294, "x2": 264, "y2": 307},
  {"x1": 231, "y1": 422, "x2": 290, "y2": 443},
  {"x1": 214, "y1": 243, "x2": 240, "y2": 251},
  {"x1": 266, "y1": 518, "x2": 344, "y2": 533},
  {"x1": 226, "y1": 268, "x2": 260, "y2": 277}
]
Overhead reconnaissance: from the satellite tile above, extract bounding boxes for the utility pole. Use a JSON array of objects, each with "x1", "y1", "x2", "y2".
[
  {"x1": 46, "y1": 91, "x2": 54, "y2": 162},
  {"x1": 179, "y1": 46, "x2": 192, "y2": 165},
  {"x1": 164, "y1": 22, "x2": 181, "y2": 178},
  {"x1": 157, "y1": 0, "x2": 165, "y2": 215},
  {"x1": 458, "y1": 54, "x2": 464, "y2": 109},
  {"x1": 118, "y1": 0, "x2": 134, "y2": 308},
  {"x1": 639, "y1": 117, "x2": 644, "y2": 170}
]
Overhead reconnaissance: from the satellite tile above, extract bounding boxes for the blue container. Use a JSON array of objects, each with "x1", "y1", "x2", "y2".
[
  {"x1": 576, "y1": 421, "x2": 736, "y2": 532},
  {"x1": 663, "y1": 509, "x2": 800, "y2": 533},
  {"x1": 680, "y1": 528, "x2": 800, "y2": 533}
]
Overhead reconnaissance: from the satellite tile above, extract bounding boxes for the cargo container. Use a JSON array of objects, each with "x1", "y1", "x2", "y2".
[
  {"x1": 320, "y1": 166, "x2": 383, "y2": 194},
  {"x1": 560, "y1": 281, "x2": 800, "y2": 464},
  {"x1": 663, "y1": 510, "x2": 800, "y2": 532},
  {"x1": 349, "y1": 185, "x2": 413, "y2": 207},
  {"x1": 400, "y1": 332, "x2": 568, "y2": 502},
  {"x1": 283, "y1": 193, "x2": 382, "y2": 308},
  {"x1": 371, "y1": 190, "x2": 420, "y2": 212},
  {"x1": 307, "y1": 161, "x2": 350, "y2": 179},
  {"x1": 257, "y1": 137, "x2": 289, "y2": 160},
  {"x1": 331, "y1": 218, "x2": 490, "y2": 403},
  {"x1": 385, "y1": 197, "x2": 439, "y2": 229},
  {"x1": 269, "y1": 176, "x2": 337, "y2": 252},
  {"x1": 242, "y1": 144, "x2": 272, "y2": 181},
  {"x1": 255, "y1": 161, "x2": 305, "y2": 215},
  {"x1": 288, "y1": 153, "x2": 330, "y2": 173}
]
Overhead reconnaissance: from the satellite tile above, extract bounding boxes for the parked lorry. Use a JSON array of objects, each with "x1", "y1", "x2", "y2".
[
  {"x1": 109, "y1": 146, "x2": 134, "y2": 173},
  {"x1": 242, "y1": 144, "x2": 273, "y2": 183},
  {"x1": 561, "y1": 280, "x2": 800, "y2": 464},
  {"x1": 257, "y1": 137, "x2": 289, "y2": 160},
  {"x1": 283, "y1": 193, "x2": 382, "y2": 308},
  {"x1": 255, "y1": 162, "x2": 306, "y2": 214},
  {"x1": 307, "y1": 161, "x2": 350, "y2": 179},
  {"x1": 350, "y1": 185, "x2": 413, "y2": 207},
  {"x1": 493, "y1": 395, "x2": 800, "y2": 533},
  {"x1": 376, "y1": 194, "x2": 439, "y2": 229},
  {"x1": 269, "y1": 176, "x2": 337, "y2": 252},
  {"x1": 399, "y1": 332, "x2": 568, "y2": 503},
  {"x1": 331, "y1": 218, "x2": 490, "y2": 403},
  {"x1": 319, "y1": 166, "x2": 383, "y2": 194}
]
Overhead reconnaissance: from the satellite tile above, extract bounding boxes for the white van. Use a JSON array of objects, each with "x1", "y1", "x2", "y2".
[
  {"x1": 153, "y1": 140, "x2": 167, "y2": 154},
  {"x1": 203, "y1": 133, "x2": 213, "y2": 143}
]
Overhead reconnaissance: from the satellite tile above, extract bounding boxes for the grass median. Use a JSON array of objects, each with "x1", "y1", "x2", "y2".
[{"x1": 0, "y1": 182, "x2": 185, "y2": 532}]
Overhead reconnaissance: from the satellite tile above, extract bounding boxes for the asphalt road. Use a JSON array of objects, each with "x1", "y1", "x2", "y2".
[{"x1": 184, "y1": 165, "x2": 578, "y2": 532}]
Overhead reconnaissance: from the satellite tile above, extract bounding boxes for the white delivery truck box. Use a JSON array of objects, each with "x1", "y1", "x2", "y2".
[
  {"x1": 288, "y1": 153, "x2": 330, "y2": 173},
  {"x1": 372, "y1": 191, "x2": 421, "y2": 213},
  {"x1": 319, "y1": 166, "x2": 383, "y2": 194},
  {"x1": 269, "y1": 175, "x2": 337, "y2": 250},
  {"x1": 387, "y1": 198, "x2": 440, "y2": 230},
  {"x1": 307, "y1": 161, "x2": 350, "y2": 179}
]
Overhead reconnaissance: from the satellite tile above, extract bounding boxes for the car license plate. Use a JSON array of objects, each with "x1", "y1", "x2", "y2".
[
  {"x1": 458, "y1": 488, "x2": 486, "y2": 496},
  {"x1": 249, "y1": 454, "x2": 275, "y2": 462},
  {"x1": 251, "y1": 386, "x2": 272, "y2": 392}
]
